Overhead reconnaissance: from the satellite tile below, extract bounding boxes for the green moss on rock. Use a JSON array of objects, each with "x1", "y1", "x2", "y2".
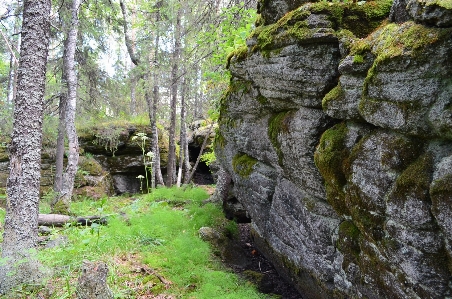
[
  {"x1": 337, "y1": 220, "x2": 361, "y2": 268},
  {"x1": 391, "y1": 153, "x2": 433, "y2": 201},
  {"x1": 232, "y1": 153, "x2": 258, "y2": 178},
  {"x1": 226, "y1": 46, "x2": 249, "y2": 69},
  {"x1": 250, "y1": 0, "x2": 392, "y2": 55},
  {"x1": 426, "y1": 0, "x2": 452, "y2": 9},
  {"x1": 431, "y1": 173, "x2": 452, "y2": 196},
  {"x1": 0, "y1": 146, "x2": 8, "y2": 162},
  {"x1": 314, "y1": 122, "x2": 350, "y2": 216},
  {"x1": 322, "y1": 84, "x2": 345, "y2": 111},
  {"x1": 78, "y1": 156, "x2": 103, "y2": 176},
  {"x1": 350, "y1": 22, "x2": 452, "y2": 92},
  {"x1": 214, "y1": 128, "x2": 227, "y2": 149}
]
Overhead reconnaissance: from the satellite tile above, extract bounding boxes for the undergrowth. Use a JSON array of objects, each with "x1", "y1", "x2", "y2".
[{"x1": 0, "y1": 186, "x2": 270, "y2": 298}]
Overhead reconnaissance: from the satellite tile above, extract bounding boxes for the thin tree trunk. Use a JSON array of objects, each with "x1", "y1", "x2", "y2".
[
  {"x1": 52, "y1": 0, "x2": 81, "y2": 214},
  {"x1": 150, "y1": 9, "x2": 164, "y2": 187},
  {"x1": 3, "y1": 16, "x2": 20, "y2": 105},
  {"x1": 177, "y1": 74, "x2": 188, "y2": 187},
  {"x1": 167, "y1": 4, "x2": 182, "y2": 187},
  {"x1": 121, "y1": 0, "x2": 164, "y2": 187},
  {"x1": 119, "y1": 0, "x2": 140, "y2": 66},
  {"x1": 185, "y1": 122, "x2": 214, "y2": 184},
  {"x1": 129, "y1": 6, "x2": 137, "y2": 116},
  {"x1": 53, "y1": 95, "x2": 66, "y2": 194},
  {"x1": 0, "y1": 0, "x2": 51, "y2": 293}
]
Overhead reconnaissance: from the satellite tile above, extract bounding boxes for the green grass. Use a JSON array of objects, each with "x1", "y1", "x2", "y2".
[{"x1": 0, "y1": 186, "x2": 270, "y2": 298}]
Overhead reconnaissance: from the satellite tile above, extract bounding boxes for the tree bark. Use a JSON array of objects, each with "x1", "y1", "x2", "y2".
[
  {"x1": 52, "y1": 0, "x2": 81, "y2": 215},
  {"x1": 0, "y1": 0, "x2": 51, "y2": 293},
  {"x1": 167, "y1": 4, "x2": 182, "y2": 187}
]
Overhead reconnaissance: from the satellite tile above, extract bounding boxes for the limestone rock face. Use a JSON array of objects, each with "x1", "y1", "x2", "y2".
[{"x1": 216, "y1": 0, "x2": 452, "y2": 298}]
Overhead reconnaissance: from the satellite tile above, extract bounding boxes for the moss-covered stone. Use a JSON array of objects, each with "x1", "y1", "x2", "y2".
[
  {"x1": 0, "y1": 147, "x2": 8, "y2": 162},
  {"x1": 430, "y1": 173, "x2": 452, "y2": 196},
  {"x1": 78, "y1": 156, "x2": 103, "y2": 176},
  {"x1": 314, "y1": 122, "x2": 350, "y2": 216},
  {"x1": 52, "y1": 199, "x2": 70, "y2": 215},
  {"x1": 322, "y1": 84, "x2": 345, "y2": 112},
  {"x1": 268, "y1": 110, "x2": 294, "y2": 165},
  {"x1": 390, "y1": 153, "x2": 434, "y2": 201},
  {"x1": 232, "y1": 153, "x2": 258, "y2": 178},
  {"x1": 250, "y1": 0, "x2": 392, "y2": 55},
  {"x1": 426, "y1": 0, "x2": 452, "y2": 9},
  {"x1": 350, "y1": 21, "x2": 452, "y2": 93},
  {"x1": 337, "y1": 220, "x2": 361, "y2": 268},
  {"x1": 213, "y1": 128, "x2": 227, "y2": 149},
  {"x1": 226, "y1": 46, "x2": 249, "y2": 69}
]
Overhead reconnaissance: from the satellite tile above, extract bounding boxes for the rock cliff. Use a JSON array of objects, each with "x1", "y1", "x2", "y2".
[{"x1": 216, "y1": 0, "x2": 452, "y2": 298}]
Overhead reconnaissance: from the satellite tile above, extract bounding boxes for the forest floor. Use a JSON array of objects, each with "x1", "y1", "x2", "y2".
[{"x1": 0, "y1": 185, "x2": 302, "y2": 299}]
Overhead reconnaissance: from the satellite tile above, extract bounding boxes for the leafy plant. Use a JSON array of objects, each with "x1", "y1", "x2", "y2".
[
  {"x1": 200, "y1": 151, "x2": 216, "y2": 167},
  {"x1": 132, "y1": 132, "x2": 155, "y2": 193}
]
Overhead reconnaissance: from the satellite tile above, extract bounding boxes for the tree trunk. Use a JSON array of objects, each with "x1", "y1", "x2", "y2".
[
  {"x1": 119, "y1": 0, "x2": 140, "y2": 66},
  {"x1": 129, "y1": 6, "x2": 138, "y2": 116},
  {"x1": 0, "y1": 0, "x2": 51, "y2": 294},
  {"x1": 53, "y1": 97, "x2": 66, "y2": 195},
  {"x1": 4, "y1": 15, "x2": 20, "y2": 105},
  {"x1": 177, "y1": 74, "x2": 189, "y2": 187},
  {"x1": 52, "y1": 0, "x2": 81, "y2": 215},
  {"x1": 38, "y1": 214, "x2": 107, "y2": 227},
  {"x1": 167, "y1": 4, "x2": 182, "y2": 187},
  {"x1": 185, "y1": 122, "x2": 214, "y2": 184},
  {"x1": 121, "y1": 0, "x2": 164, "y2": 187}
]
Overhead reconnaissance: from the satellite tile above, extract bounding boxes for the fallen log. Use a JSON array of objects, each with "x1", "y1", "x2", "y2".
[{"x1": 38, "y1": 214, "x2": 108, "y2": 227}]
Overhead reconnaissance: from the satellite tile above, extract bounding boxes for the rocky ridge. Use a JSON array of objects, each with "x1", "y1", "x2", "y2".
[{"x1": 216, "y1": 0, "x2": 452, "y2": 298}]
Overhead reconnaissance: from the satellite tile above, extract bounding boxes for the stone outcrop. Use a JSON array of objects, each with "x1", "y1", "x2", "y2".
[
  {"x1": 216, "y1": 0, "x2": 452, "y2": 298},
  {"x1": 0, "y1": 123, "x2": 167, "y2": 196}
]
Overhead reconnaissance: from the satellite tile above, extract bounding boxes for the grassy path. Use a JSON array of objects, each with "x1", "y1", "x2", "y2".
[{"x1": 0, "y1": 187, "x2": 273, "y2": 299}]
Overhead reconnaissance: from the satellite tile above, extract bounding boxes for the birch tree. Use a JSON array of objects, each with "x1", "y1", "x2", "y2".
[
  {"x1": 52, "y1": 0, "x2": 81, "y2": 214},
  {"x1": 0, "y1": 0, "x2": 51, "y2": 293}
]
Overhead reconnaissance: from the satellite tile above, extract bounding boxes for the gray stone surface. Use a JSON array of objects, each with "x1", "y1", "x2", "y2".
[{"x1": 215, "y1": 3, "x2": 452, "y2": 298}]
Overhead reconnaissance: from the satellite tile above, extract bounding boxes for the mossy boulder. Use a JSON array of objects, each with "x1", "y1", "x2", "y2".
[{"x1": 406, "y1": 0, "x2": 452, "y2": 27}]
